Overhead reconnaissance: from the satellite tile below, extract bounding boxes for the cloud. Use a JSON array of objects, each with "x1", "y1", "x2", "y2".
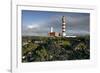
[
  {"x1": 27, "y1": 24, "x2": 39, "y2": 29},
  {"x1": 22, "y1": 23, "x2": 50, "y2": 36},
  {"x1": 66, "y1": 30, "x2": 89, "y2": 36},
  {"x1": 22, "y1": 16, "x2": 90, "y2": 36}
]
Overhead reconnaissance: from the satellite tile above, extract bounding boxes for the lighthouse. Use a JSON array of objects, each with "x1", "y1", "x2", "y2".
[{"x1": 62, "y1": 16, "x2": 66, "y2": 37}]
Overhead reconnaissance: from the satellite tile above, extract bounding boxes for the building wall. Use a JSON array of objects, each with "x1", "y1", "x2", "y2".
[{"x1": 48, "y1": 32, "x2": 60, "y2": 37}]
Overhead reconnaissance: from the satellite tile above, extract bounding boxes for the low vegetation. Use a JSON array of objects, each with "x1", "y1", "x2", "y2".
[{"x1": 22, "y1": 36, "x2": 90, "y2": 62}]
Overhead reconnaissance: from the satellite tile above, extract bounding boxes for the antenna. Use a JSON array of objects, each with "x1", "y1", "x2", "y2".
[
  {"x1": 51, "y1": 27, "x2": 53, "y2": 32},
  {"x1": 50, "y1": 16, "x2": 56, "y2": 32}
]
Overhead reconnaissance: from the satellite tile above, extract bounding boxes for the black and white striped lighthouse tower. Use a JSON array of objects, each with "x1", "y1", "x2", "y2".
[{"x1": 62, "y1": 16, "x2": 66, "y2": 37}]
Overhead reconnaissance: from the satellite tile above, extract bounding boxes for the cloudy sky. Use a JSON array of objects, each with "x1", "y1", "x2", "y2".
[{"x1": 22, "y1": 10, "x2": 90, "y2": 36}]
